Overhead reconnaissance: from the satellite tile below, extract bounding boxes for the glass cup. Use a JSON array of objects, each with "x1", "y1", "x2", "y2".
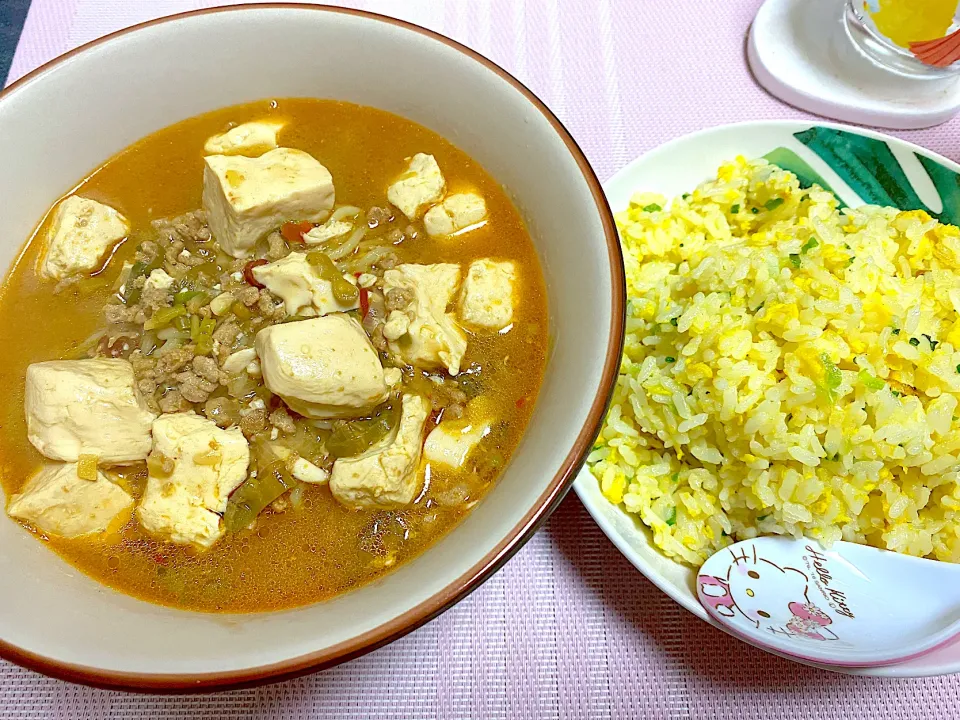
[{"x1": 845, "y1": 0, "x2": 960, "y2": 77}]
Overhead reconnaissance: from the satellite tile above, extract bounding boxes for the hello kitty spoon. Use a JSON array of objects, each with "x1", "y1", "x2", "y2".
[{"x1": 697, "y1": 536, "x2": 960, "y2": 667}]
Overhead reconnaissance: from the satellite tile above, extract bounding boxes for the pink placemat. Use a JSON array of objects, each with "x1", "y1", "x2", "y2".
[{"x1": 5, "y1": 1, "x2": 960, "y2": 717}]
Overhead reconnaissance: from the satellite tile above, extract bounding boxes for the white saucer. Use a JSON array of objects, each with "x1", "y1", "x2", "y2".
[{"x1": 748, "y1": 0, "x2": 960, "y2": 129}]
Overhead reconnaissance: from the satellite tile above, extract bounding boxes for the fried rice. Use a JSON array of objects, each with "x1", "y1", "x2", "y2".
[{"x1": 587, "y1": 156, "x2": 960, "y2": 566}]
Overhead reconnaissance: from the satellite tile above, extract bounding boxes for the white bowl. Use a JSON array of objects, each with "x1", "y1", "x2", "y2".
[
  {"x1": 575, "y1": 120, "x2": 960, "y2": 678},
  {"x1": 0, "y1": 5, "x2": 624, "y2": 690}
]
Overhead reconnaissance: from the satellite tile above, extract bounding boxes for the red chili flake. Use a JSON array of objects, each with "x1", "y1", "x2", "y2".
[
  {"x1": 243, "y1": 259, "x2": 269, "y2": 288},
  {"x1": 152, "y1": 552, "x2": 169, "y2": 566},
  {"x1": 280, "y1": 220, "x2": 314, "y2": 243},
  {"x1": 359, "y1": 288, "x2": 370, "y2": 317},
  {"x1": 516, "y1": 397, "x2": 527, "y2": 409}
]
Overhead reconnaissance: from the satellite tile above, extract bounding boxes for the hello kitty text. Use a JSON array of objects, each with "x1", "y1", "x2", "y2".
[{"x1": 804, "y1": 545, "x2": 855, "y2": 619}]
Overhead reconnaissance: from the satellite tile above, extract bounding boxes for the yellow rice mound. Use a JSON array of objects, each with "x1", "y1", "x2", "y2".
[{"x1": 588, "y1": 156, "x2": 960, "y2": 566}]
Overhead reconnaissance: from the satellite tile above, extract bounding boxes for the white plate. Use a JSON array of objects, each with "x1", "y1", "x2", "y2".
[{"x1": 575, "y1": 119, "x2": 960, "y2": 677}]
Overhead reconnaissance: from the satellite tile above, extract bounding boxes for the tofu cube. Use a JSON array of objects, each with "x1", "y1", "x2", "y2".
[
  {"x1": 7, "y1": 463, "x2": 133, "y2": 539},
  {"x1": 330, "y1": 394, "x2": 429, "y2": 509},
  {"x1": 203, "y1": 120, "x2": 283, "y2": 157},
  {"x1": 382, "y1": 264, "x2": 467, "y2": 375},
  {"x1": 202, "y1": 148, "x2": 335, "y2": 258},
  {"x1": 40, "y1": 196, "x2": 129, "y2": 281},
  {"x1": 255, "y1": 314, "x2": 390, "y2": 419},
  {"x1": 387, "y1": 153, "x2": 445, "y2": 220},
  {"x1": 424, "y1": 420, "x2": 491, "y2": 469},
  {"x1": 423, "y1": 193, "x2": 488, "y2": 237},
  {"x1": 25, "y1": 359, "x2": 157, "y2": 464},
  {"x1": 137, "y1": 413, "x2": 249, "y2": 549},
  {"x1": 251, "y1": 252, "x2": 359, "y2": 318},
  {"x1": 459, "y1": 259, "x2": 517, "y2": 330}
]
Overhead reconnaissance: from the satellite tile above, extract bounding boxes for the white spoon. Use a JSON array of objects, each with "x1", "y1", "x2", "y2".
[{"x1": 696, "y1": 536, "x2": 960, "y2": 667}]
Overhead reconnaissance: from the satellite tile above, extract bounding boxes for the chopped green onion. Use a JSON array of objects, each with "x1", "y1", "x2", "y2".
[
  {"x1": 764, "y1": 197, "x2": 785, "y2": 211},
  {"x1": 789, "y1": 254, "x2": 801, "y2": 268},
  {"x1": 194, "y1": 335, "x2": 214, "y2": 356},
  {"x1": 190, "y1": 314, "x2": 201, "y2": 341},
  {"x1": 820, "y1": 353, "x2": 842, "y2": 400},
  {"x1": 144, "y1": 305, "x2": 186, "y2": 330},
  {"x1": 892, "y1": 390, "x2": 902, "y2": 397},
  {"x1": 730, "y1": 204, "x2": 740, "y2": 214},
  {"x1": 642, "y1": 203, "x2": 662, "y2": 213},
  {"x1": 174, "y1": 289, "x2": 203, "y2": 306},
  {"x1": 857, "y1": 369, "x2": 885, "y2": 391},
  {"x1": 665, "y1": 356, "x2": 676, "y2": 363},
  {"x1": 756, "y1": 514, "x2": 768, "y2": 521},
  {"x1": 801, "y1": 238, "x2": 818, "y2": 253},
  {"x1": 751, "y1": 207, "x2": 760, "y2": 214},
  {"x1": 200, "y1": 318, "x2": 216, "y2": 336},
  {"x1": 173, "y1": 315, "x2": 190, "y2": 332},
  {"x1": 664, "y1": 507, "x2": 677, "y2": 526},
  {"x1": 923, "y1": 333, "x2": 938, "y2": 350},
  {"x1": 670, "y1": 472, "x2": 680, "y2": 483},
  {"x1": 909, "y1": 337, "x2": 920, "y2": 346},
  {"x1": 955, "y1": 364, "x2": 960, "y2": 374},
  {"x1": 892, "y1": 328, "x2": 901, "y2": 335},
  {"x1": 121, "y1": 256, "x2": 162, "y2": 305},
  {"x1": 670, "y1": 318, "x2": 679, "y2": 327},
  {"x1": 186, "y1": 292, "x2": 209, "y2": 314}
]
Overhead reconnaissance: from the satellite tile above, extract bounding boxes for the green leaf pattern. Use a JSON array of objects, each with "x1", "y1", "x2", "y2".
[{"x1": 764, "y1": 126, "x2": 960, "y2": 226}]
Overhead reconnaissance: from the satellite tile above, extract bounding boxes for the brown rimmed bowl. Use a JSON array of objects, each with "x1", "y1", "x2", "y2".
[{"x1": 0, "y1": 3, "x2": 624, "y2": 692}]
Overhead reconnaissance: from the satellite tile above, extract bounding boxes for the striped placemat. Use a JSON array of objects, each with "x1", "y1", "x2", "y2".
[{"x1": 4, "y1": 1, "x2": 960, "y2": 718}]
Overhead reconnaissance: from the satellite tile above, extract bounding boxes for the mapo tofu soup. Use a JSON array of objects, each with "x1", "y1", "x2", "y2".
[{"x1": 0, "y1": 99, "x2": 547, "y2": 612}]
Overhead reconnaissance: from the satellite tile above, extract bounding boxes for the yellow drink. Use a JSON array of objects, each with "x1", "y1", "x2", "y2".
[{"x1": 869, "y1": 0, "x2": 959, "y2": 47}]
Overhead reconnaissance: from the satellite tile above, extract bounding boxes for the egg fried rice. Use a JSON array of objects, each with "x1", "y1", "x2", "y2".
[{"x1": 588, "y1": 156, "x2": 960, "y2": 566}]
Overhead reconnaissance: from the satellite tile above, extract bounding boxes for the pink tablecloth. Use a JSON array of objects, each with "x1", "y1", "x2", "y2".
[{"x1": 5, "y1": 1, "x2": 960, "y2": 717}]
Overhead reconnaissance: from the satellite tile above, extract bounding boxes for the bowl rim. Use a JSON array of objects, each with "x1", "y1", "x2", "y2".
[{"x1": 0, "y1": 2, "x2": 625, "y2": 693}]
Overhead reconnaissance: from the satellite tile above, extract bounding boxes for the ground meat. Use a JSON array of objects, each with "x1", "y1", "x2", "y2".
[
  {"x1": 152, "y1": 210, "x2": 211, "y2": 245},
  {"x1": 442, "y1": 403, "x2": 464, "y2": 420},
  {"x1": 377, "y1": 253, "x2": 399, "y2": 270},
  {"x1": 164, "y1": 239, "x2": 185, "y2": 266},
  {"x1": 369, "y1": 324, "x2": 388, "y2": 352},
  {"x1": 257, "y1": 290, "x2": 285, "y2": 320},
  {"x1": 140, "y1": 283, "x2": 172, "y2": 311},
  {"x1": 192, "y1": 355, "x2": 220, "y2": 384},
  {"x1": 138, "y1": 377, "x2": 158, "y2": 396},
  {"x1": 155, "y1": 346, "x2": 196, "y2": 376},
  {"x1": 384, "y1": 227, "x2": 404, "y2": 244},
  {"x1": 204, "y1": 396, "x2": 240, "y2": 428},
  {"x1": 385, "y1": 288, "x2": 415, "y2": 312},
  {"x1": 104, "y1": 303, "x2": 138, "y2": 325},
  {"x1": 134, "y1": 241, "x2": 160, "y2": 265},
  {"x1": 159, "y1": 389, "x2": 191, "y2": 413},
  {"x1": 212, "y1": 320, "x2": 241, "y2": 348},
  {"x1": 404, "y1": 224, "x2": 419, "y2": 241},
  {"x1": 367, "y1": 206, "x2": 392, "y2": 229},
  {"x1": 235, "y1": 286, "x2": 260, "y2": 306},
  {"x1": 240, "y1": 407, "x2": 268, "y2": 437},
  {"x1": 176, "y1": 370, "x2": 218, "y2": 404},
  {"x1": 269, "y1": 407, "x2": 297, "y2": 435},
  {"x1": 427, "y1": 380, "x2": 467, "y2": 412},
  {"x1": 266, "y1": 231, "x2": 290, "y2": 261}
]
